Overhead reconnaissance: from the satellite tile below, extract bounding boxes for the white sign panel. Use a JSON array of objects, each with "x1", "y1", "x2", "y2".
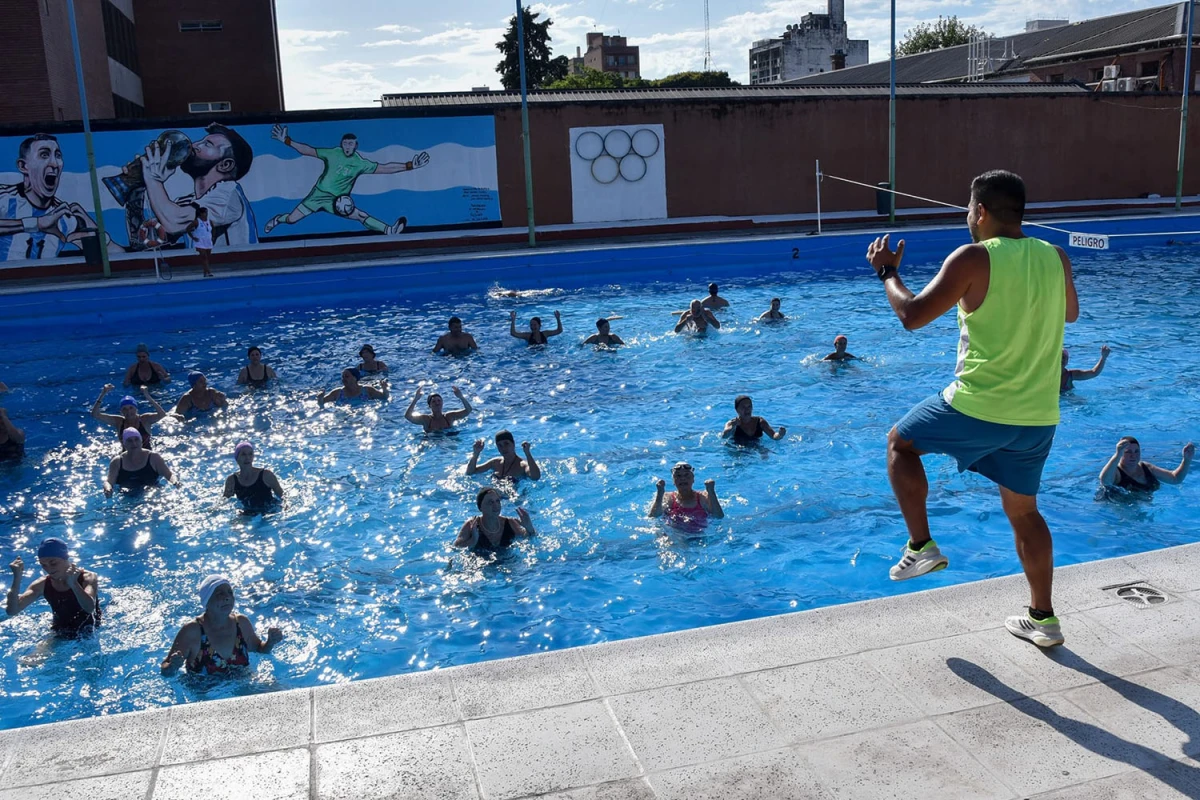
[
  {"x1": 569, "y1": 124, "x2": 666, "y2": 224},
  {"x1": 1068, "y1": 232, "x2": 1109, "y2": 250}
]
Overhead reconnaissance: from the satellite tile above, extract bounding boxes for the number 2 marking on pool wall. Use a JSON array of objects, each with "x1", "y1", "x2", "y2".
[{"x1": 791, "y1": 248, "x2": 800, "y2": 260}]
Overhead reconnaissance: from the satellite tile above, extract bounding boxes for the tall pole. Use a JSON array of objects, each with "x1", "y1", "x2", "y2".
[
  {"x1": 66, "y1": 0, "x2": 112, "y2": 277},
  {"x1": 515, "y1": 0, "x2": 537, "y2": 247},
  {"x1": 1177, "y1": 0, "x2": 1196, "y2": 211},
  {"x1": 888, "y1": 0, "x2": 896, "y2": 224}
]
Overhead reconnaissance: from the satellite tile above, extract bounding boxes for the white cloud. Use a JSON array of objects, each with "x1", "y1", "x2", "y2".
[
  {"x1": 375, "y1": 24, "x2": 421, "y2": 34},
  {"x1": 279, "y1": 29, "x2": 348, "y2": 53}
]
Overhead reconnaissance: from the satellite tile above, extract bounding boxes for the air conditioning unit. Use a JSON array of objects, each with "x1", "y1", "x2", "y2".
[
  {"x1": 1103, "y1": 65, "x2": 1120, "y2": 79},
  {"x1": 1101, "y1": 80, "x2": 1118, "y2": 92},
  {"x1": 1116, "y1": 77, "x2": 1137, "y2": 92}
]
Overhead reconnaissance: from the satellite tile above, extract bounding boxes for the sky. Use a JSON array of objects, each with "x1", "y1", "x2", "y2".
[{"x1": 277, "y1": 0, "x2": 1171, "y2": 109}]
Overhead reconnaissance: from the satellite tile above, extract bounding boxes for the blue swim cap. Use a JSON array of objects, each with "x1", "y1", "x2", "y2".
[
  {"x1": 37, "y1": 538, "x2": 69, "y2": 560},
  {"x1": 119, "y1": 396, "x2": 137, "y2": 408},
  {"x1": 187, "y1": 371, "x2": 204, "y2": 387}
]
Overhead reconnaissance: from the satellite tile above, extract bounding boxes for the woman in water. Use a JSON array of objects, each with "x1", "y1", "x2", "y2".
[
  {"x1": 6, "y1": 538, "x2": 101, "y2": 637},
  {"x1": 104, "y1": 428, "x2": 176, "y2": 496},
  {"x1": 758, "y1": 298, "x2": 785, "y2": 321},
  {"x1": 357, "y1": 344, "x2": 389, "y2": 375},
  {"x1": 1099, "y1": 437, "x2": 1194, "y2": 493},
  {"x1": 454, "y1": 488, "x2": 536, "y2": 551},
  {"x1": 721, "y1": 395, "x2": 787, "y2": 444},
  {"x1": 510, "y1": 310, "x2": 563, "y2": 346},
  {"x1": 466, "y1": 431, "x2": 542, "y2": 482},
  {"x1": 161, "y1": 574, "x2": 282, "y2": 676},
  {"x1": 122, "y1": 343, "x2": 171, "y2": 387},
  {"x1": 648, "y1": 462, "x2": 724, "y2": 529},
  {"x1": 0, "y1": 407, "x2": 25, "y2": 461},
  {"x1": 91, "y1": 384, "x2": 169, "y2": 449},
  {"x1": 174, "y1": 372, "x2": 228, "y2": 415},
  {"x1": 237, "y1": 346, "x2": 277, "y2": 387},
  {"x1": 318, "y1": 369, "x2": 389, "y2": 404},
  {"x1": 223, "y1": 442, "x2": 285, "y2": 512},
  {"x1": 405, "y1": 385, "x2": 472, "y2": 432}
]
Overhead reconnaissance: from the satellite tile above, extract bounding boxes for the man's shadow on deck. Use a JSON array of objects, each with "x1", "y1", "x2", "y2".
[{"x1": 946, "y1": 652, "x2": 1200, "y2": 798}]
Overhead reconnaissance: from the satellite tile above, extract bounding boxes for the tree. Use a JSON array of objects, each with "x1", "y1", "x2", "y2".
[
  {"x1": 649, "y1": 71, "x2": 739, "y2": 88},
  {"x1": 495, "y1": 8, "x2": 569, "y2": 90},
  {"x1": 897, "y1": 16, "x2": 988, "y2": 57},
  {"x1": 545, "y1": 68, "x2": 640, "y2": 90}
]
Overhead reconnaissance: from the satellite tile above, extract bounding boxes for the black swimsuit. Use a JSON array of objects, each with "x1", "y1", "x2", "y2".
[
  {"x1": 233, "y1": 469, "x2": 276, "y2": 510},
  {"x1": 528, "y1": 332, "x2": 548, "y2": 346},
  {"x1": 732, "y1": 417, "x2": 764, "y2": 444},
  {"x1": 1116, "y1": 463, "x2": 1161, "y2": 493},
  {"x1": 44, "y1": 572, "x2": 101, "y2": 634},
  {"x1": 133, "y1": 364, "x2": 161, "y2": 385},
  {"x1": 474, "y1": 518, "x2": 519, "y2": 552},
  {"x1": 119, "y1": 419, "x2": 152, "y2": 450},
  {"x1": 243, "y1": 364, "x2": 270, "y2": 388},
  {"x1": 497, "y1": 457, "x2": 524, "y2": 479},
  {"x1": 116, "y1": 456, "x2": 160, "y2": 488},
  {"x1": 0, "y1": 437, "x2": 23, "y2": 461}
]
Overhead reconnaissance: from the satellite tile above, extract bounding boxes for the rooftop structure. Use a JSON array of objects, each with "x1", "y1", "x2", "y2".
[{"x1": 749, "y1": 0, "x2": 868, "y2": 85}]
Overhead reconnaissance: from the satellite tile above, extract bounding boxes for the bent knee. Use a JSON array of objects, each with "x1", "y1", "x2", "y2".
[{"x1": 887, "y1": 427, "x2": 921, "y2": 455}]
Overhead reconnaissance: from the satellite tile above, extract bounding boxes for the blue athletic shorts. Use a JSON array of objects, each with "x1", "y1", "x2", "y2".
[{"x1": 895, "y1": 394, "x2": 1056, "y2": 496}]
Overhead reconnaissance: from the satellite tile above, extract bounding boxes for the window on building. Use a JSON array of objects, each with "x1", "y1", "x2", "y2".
[
  {"x1": 102, "y1": 0, "x2": 139, "y2": 74},
  {"x1": 1048, "y1": 74, "x2": 1065, "y2": 83},
  {"x1": 111, "y1": 94, "x2": 144, "y2": 119},
  {"x1": 1089, "y1": 67, "x2": 1104, "y2": 82},
  {"x1": 1139, "y1": 61, "x2": 1159, "y2": 78},
  {"x1": 606, "y1": 55, "x2": 616, "y2": 66},
  {"x1": 188, "y1": 101, "x2": 232, "y2": 113},
  {"x1": 179, "y1": 20, "x2": 223, "y2": 32}
]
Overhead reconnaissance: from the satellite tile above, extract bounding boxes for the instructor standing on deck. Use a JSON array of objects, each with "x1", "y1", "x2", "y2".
[{"x1": 868, "y1": 170, "x2": 1078, "y2": 649}]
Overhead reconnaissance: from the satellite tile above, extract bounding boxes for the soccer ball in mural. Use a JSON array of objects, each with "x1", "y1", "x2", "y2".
[{"x1": 334, "y1": 194, "x2": 356, "y2": 217}]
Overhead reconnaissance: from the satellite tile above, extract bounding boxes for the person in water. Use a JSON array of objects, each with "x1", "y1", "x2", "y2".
[
  {"x1": 675, "y1": 299, "x2": 720, "y2": 333},
  {"x1": 1060, "y1": 345, "x2": 1110, "y2": 393},
  {"x1": 758, "y1": 298, "x2": 785, "y2": 321},
  {"x1": 357, "y1": 344, "x2": 388, "y2": 375},
  {"x1": 237, "y1": 346, "x2": 277, "y2": 387},
  {"x1": 454, "y1": 488, "x2": 536, "y2": 551},
  {"x1": 123, "y1": 343, "x2": 171, "y2": 387},
  {"x1": 104, "y1": 428, "x2": 176, "y2": 496},
  {"x1": 174, "y1": 372, "x2": 228, "y2": 415},
  {"x1": 648, "y1": 462, "x2": 724, "y2": 528},
  {"x1": 582, "y1": 317, "x2": 624, "y2": 346},
  {"x1": 92, "y1": 384, "x2": 169, "y2": 449},
  {"x1": 701, "y1": 283, "x2": 730, "y2": 309},
  {"x1": 822, "y1": 335, "x2": 857, "y2": 362},
  {"x1": 721, "y1": 395, "x2": 787, "y2": 444},
  {"x1": 874, "y1": 170, "x2": 1077, "y2": 649},
  {"x1": 0, "y1": 407, "x2": 26, "y2": 461},
  {"x1": 223, "y1": 442, "x2": 285, "y2": 512},
  {"x1": 433, "y1": 317, "x2": 480, "y2": 356},
  {"x1": 510, "y1": 310, "x2": 563, "y2": 346},
  {"x1": 161, "y1": 574, "x2": 282, "y2": 676},
  {"x1": 466, "y1": 430, "x2": 541, "y2": 482},
  {"x1": 318, "y1": 369, "x2": 389, "y2": 404},
  {"x1": 405, "y1": 385, "x2": 472, "y2": 432},
  {"x1": 1099, "y1": 437, "x2": 1193, "y2": 493},
  {"x1": 6, "y1": 538, "x2": 101, "y2": 636}
]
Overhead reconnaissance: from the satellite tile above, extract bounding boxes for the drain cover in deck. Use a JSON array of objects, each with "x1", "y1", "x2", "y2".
[{"x1": 1102, "y1": 581, "x2": 1170, "y2": 608}]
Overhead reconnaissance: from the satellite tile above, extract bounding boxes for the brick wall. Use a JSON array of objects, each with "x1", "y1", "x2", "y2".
[
  {"x1": 40, "y1": 0, "x2": 114, "y2": 121},
  {"x1": 0, "y1": 0, "x2": 54, "y2": 124}
]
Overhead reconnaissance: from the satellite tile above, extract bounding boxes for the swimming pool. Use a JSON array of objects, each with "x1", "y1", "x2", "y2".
[{"x1": 1, "y1": 219, "x2": 1198, "y2": 730}]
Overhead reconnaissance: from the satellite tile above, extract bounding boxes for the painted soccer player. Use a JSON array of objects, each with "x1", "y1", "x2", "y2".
[{"x1": 264, "y1": 127, "x2": 430, "y2": 236}]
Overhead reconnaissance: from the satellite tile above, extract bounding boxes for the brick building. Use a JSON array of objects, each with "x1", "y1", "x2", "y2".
[
  {"x1": 573, "y1": 33, "x2": 641, "y2": 80},
  {"x1": 0, "y1": 0, "x2": 283, "y2": 126}
]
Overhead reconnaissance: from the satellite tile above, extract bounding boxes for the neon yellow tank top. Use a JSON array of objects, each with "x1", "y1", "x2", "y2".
[{"x1": 942, "y1": 236, "x2": 1065, "y2": 426}]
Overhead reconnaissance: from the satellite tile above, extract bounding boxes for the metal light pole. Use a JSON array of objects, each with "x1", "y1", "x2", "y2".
[
  {"x1": 66, "y1": 0, "x2": 112, "y2": 277},
  {"x1": 515, "y1": 0, "x2": 537, "y2": 247},
  {"x1": 1177, "y1": 0, "x2": 1196, "y2": 211},
  {"x1": 888, "y1": 0, "x2": 896, "y2": 224}
]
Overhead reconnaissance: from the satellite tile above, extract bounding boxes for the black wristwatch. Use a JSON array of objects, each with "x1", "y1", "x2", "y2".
[{"x1": 877, "y1": 265, "x2": 898, "y2": 282}]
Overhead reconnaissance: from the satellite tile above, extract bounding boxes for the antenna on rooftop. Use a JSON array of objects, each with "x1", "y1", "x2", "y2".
[{"x1": 703, "y1": 0, "x2": 712, "y2": 71}]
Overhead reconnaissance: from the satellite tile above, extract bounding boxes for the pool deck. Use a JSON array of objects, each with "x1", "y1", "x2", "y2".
[{"x1": 2, "y1": 543, "x2": 1199, "y2": 799}]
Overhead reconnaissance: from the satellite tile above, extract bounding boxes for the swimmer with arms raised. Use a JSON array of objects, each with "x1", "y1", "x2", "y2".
[
  {"x1": 1060, "y1": 345, "x2": 1110, "y2": 393},
  {"x1": 1099, "y1": 437, "x2": 1193, "y2": 493},
  {"x1": 466, "y1": 431, "x2": 541, "y2": 482},
  {"x1": 648, "y1": 462, "x2": 724, "y2": 527},
  {"x1": 510, "y1": 310, "x2": 563, "y2": 346},
  {"x1": 675, "y1": 299, "x2": 720, "y2": 333},
  {"x1": 405, "y1": 385, "x2": 472, "y2": 432},
  {"x1": 7, "y1": 538, "x2": 101, "y2": 637},
  {"x1": 92, "y1": 384, "x2": 169, "y2": 449}
]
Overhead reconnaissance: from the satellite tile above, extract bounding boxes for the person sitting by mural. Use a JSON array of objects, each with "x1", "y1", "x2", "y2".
[
  {"x1": 454, "y1": 488, "x2": 536, "y2": 552},
  {"x1": 0, "y1": 407, "x2": 26, "y2": 462},
  {"x1": 319, "y1": 369, "x2": 389, "y2": 405},
  {"x1": 721, "y1": 395, "x2": 787, "y2": 444},
  {"x1": 1061, "y1": 345, "x2": 1111, "y2": 393},
  {"x1": 104, "y1": 428, "x2": 176, "y2": 495},
  {"x1": 91, "y1": 384, "x2": 169, "y2": 450},
  {"x1": 357, "y1": 345, "x2": 389, "y2": 375},
  {"x1": 583, "y1": 317, "x2": 625, "y2": 346},
  {"x1": 510, "y1": 310, "x2": 563, "y2": 346},
  {"x1": 647, "y1": 462, "x2": 725, "y2": 531},
  {"x1": 758, "y1": 298, "x2": 786, "y2": 321},
  {"x1": 123, "y1": 343, "x2": 171, "y2": 386},
  {"x1": 160, "y1": 574, "x2": 282, "y2": 676},
  {"x1": 185, "y1": 205, "x2": 215, "y2": 277},
  {"x1": 223, "y1": 442, "x2": 284, "y2": 513},
  {"x1": 405, "y1": 386, "x2": 472, "y2": 432},
  {"x1": 263, "y1": 127, "x2": 429, "y2": 237},
  {"x1": 822, "y1": 335, "x2": 858, "y2": 362},
  {"x1": 1100, "y1": 437, "x2": 1193, "y2": 494},
  {"x1": 466, "y1": 431, "x2": 541, "y2": 482},
  {"x1": 174, "y1": 372, "x2": 227, "y2": 415},
  {"x1": 675, "y1": 299, "x2": 721, "y2": 334},
  {"x1": 237, "y1": 346, "x2": 277, "y2": 387},
  {"x1": 702, "y1": 283, "x2": 730, "y2": 309},
  {"x1": 433, "y1": 317, "x2": 480, "y2": 356},
  {"x1": 6, "y1": 538, "x2": 101, "y2": 637}
]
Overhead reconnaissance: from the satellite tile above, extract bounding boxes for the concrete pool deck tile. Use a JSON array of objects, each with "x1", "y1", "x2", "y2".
[
  {"x1": 314, "y1": 724, "x2": 478, "y2": 800},
  {"x1": 452, "y1": 648, "x2": 598, "y2": 720},
  {"x1": 797, "y1": 719, "x2": 1015, "y2": 800},
  {"x1": 520, "y1": 777, "x2": 658, "y2": 800},
  {"x1": 313, "y1": 670, "x2": 458, "y2": 743},
  {"x1": 0, "y1": 770, "x2": 153, "y2": 800},
  {"x1": 646, "y1": 747, "x2": 834, "y2": 800},
  {"x1": 607, "y1": 677, "x2": 786, "y2": 772},
  {"x1": 1027, "y1": 759, "x2": 1200, "y2": 799},
  {"x1": 1, "y1": 708, "x2": 168, "y2": 788},
  {"x1": 1079, "y1": 598, "x2": 1200, "y2": 667},
  {"x1": 161, "y1": 689, "x2": 310, "y2": 765},
  {"x1": 1049, "y1": 557, "x2": 1148, "y2": 612},
  {"x1": 925, "y1": 572, "x2": 1030, "y2": 630},
  {"x1": 151, "y1": 747, "x2": 309, "y2": 800},
  {"x1": 582, "y1": 626, "x2": 735, "y2": 695},
  {"x1": 1124, "y1": 546, "x2": 1200, "y2": 593},
  {"x1": 465, "y1": 700, "x2": 639, "y2": 800},
  {"x1": 740, "y1": 654, "x2": 923, "y2": 742},
  {"x1": 1061, "y1": 667, "x2": 1200, "y2": 762}
]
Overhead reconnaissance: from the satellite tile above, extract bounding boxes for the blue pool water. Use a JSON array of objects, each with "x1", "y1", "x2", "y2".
[{"x1": 1, "y1": 230, "x2": 1198, "y2": 729}]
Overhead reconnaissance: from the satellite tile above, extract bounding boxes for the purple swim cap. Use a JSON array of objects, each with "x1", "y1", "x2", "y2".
[
  {"x1": 122, "y1": 428, "x2": 143, "y2": 442},
  {"x1": 37, "y1": 538, "x2": 70, "y2": 560},
  {"x1": 187, "y1": 371, "x2": 204, "y2": 387},
  {"x1": 119, "y1": 396, "x2": 138, "y2": 408},
  {"x1": 233, "y1": 441, "x2": 253, "y2": 458}
]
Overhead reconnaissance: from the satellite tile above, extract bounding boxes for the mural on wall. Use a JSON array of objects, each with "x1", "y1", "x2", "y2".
[
  {"x1": 569, "y1": 124, "x2": 666, "y2": 224},
  {"x1": 0, "y1": 116, "x2": 501, "y2": 265}
]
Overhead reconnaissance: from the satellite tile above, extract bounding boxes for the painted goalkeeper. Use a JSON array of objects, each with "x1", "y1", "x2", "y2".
[{"x1": 264, "y1": 125, "x2": 430, "y2": 236}]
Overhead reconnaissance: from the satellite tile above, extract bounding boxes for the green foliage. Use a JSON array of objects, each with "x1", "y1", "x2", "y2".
[
  {"x1": 649, "y1": 71, "x2": 739, "y2": 88},
  {"x1": 544, "y1": 68, "x2": 643, "y2": 90},
  {"x1": 495, "y1": 8, "x2": 569, "y2": 90},
  {"x1": 897, "y1": 16, "x2": 989, "y2": 57}
]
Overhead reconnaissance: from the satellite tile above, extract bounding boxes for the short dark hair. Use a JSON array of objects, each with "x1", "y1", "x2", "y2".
[
  {"x1": 596, "y1": 318, "x2": 608, "y2": 329},
  {"x1": 771, "y1": 297, "x2": 780, "y2": 304},
  {"x1": 495, "y1": 430, "x2": 514, "y2": 445},
  {"x1": 342, "y1": 133, "x2": 357, "y2": 142},
  {"x1": 18, "y1": 133, "x2": 57, "y2": 162},
  {"x1": 734, "y1": 394, "x2": 751, "y2": 411},
  {"x1": 448, "y1": 316, "x2": 462, "y2": 327},
  {"x1": 708, "y1": 283, "x2": 719, "y2": 295},
  {"x1": 530, "y1": 317, "x2": 541, "y2": 326},
  {"x1": 247, "y1": 346, "x2": 261, "y2": 356},
  {"x1": 476, "y1": 487, "x2": 499, "y2": 509},
  {"x1": 206, "y1": 123, "x2": 253, "y2": 181},
  {"x1": 970, "y1": 170, "x2": 1025, "y2": 225}
]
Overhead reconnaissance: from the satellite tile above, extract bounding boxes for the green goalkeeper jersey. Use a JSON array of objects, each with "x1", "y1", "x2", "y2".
[{"x1": 314, "y1": 148, "x2": 378, "y2": 197}]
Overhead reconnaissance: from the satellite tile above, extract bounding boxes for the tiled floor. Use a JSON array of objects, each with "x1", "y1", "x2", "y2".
[{"x1": 2, "y1": 544, "x2": 1199, "y2": 799}]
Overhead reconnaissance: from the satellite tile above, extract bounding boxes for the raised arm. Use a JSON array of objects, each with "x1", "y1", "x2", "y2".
[
  {"x1": 445, "y1": 386, "x2": 473, "y2": 422},
  {"x1": 141, "y1": 386, "x2": 169, "y2": 424},
  {"x1": 514, "y1": 507, "x2": 537, "y2": 536},
  {"x1": 1099, "y1": 441, "x2": 1127, "y2": 487},
  {"x1": 465, "y1": 439, "x2": 493, "y2": 475},
  {"x1": 1145, "y1": 443, "x2": 1195, "y2": 485},
  {"x1": 375, "y1": 151, "x2": 428, "y2": 175},
  {"x1": 366, "y1": 380, "x2": 389, "y2": 400},
  {"x1": 720, "y1": 418, "x2": 737, "y2": 439},
  {"x1": 870, "y1": 236, "x2": 981, "y2": 331},
  {"x1": 704, "y1": 310, "x2": 721, "y2": 330},
  {"x1": 760, "y1": 419, "x2": 787, "y2": 441},
  {"x1": 674, "y1": 312, "x2": 691, "y2": 334},
  {"x1": 454, "y1": 518, "x2": 480, "y2": 548},
  {"x1": 648, "y1": 479, "x2": 666, "y2": 518},
  {"x1": 91, "y1": 384, "x2": 122, "y2": 426},
  {"x1": 271, "y1": 124, "x2": 317, "y2": 158},
  {"x1": 521, "y1": 442, "x2": 541, "y2": 481},
  {"x1": 1072, "y1": 345, "x2": 1111, "y2": 381},
  {"x1": 64, "y1": 566, "x2": 97, "y2": 616},
  {"x1": 237, "y1": 614, "x2": 282, "y2": 653},
  {"x1": 509, "y1": 311, "x2": 529, "y2": 341},
  {"x1": 6, "y1": 558, "x2": 43, "y2": 616},
  {"x1": 546, "y1": 311, "x2": 564, "y2": 338},
  {"x1": 702, "y1": 479, "x2": 725, "y2": 519},
  {"x1": 212, "y1": 390, "x2": 228, "y2": 409},
  {"x1": 404, "y1": 387, "x2": 427, "y2": 425}
]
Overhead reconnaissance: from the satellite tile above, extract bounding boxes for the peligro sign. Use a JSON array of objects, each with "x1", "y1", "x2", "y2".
[{"x1": 1068, "y1": 232, "x2": 1110, "y2": 250}]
